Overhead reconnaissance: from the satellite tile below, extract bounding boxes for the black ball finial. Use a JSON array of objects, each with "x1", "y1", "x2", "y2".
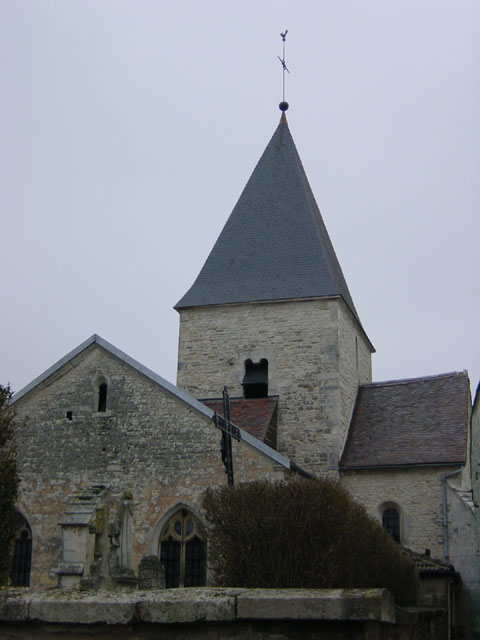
[{"x1": 279, "y1": 101, "x2": 289, "y2": 112}]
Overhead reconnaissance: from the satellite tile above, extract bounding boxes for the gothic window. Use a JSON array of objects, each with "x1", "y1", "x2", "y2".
[
  {"x1": 159, "y1": 509, "x2": 206, "y2": 588},
  {"x1": 382, "y1": 507, "x2": 400, "y2": 542},
  {"x1": 242, "y1": 358, "x2": 268, "y2": 398},
  {"x1": 10, "y1": 512, "x2": 32, "y2": 587}
]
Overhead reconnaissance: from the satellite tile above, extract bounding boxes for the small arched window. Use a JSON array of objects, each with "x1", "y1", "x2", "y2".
[
  {"x1": 159, "y1": 509, "x2": 206, "y2": 588},
  {"x1": 10, "y1": 512, "x2": 32, "y2": 586},
  {"x1": 382, "y1": 507, "x2": 400, "y2": 542},
  {"x1": 98, "y1": 382, "x2": 108, "y2": 412},
  {"x1": 242, "y1": 358, "x2": 268, "y2": 398}
]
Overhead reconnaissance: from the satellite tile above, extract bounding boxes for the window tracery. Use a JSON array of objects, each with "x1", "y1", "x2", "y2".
[{"x1": 158, "y1": 509, "x2": 206, "y2": 588}]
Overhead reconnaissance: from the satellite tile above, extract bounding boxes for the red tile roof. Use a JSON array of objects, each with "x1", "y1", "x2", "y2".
[
  {"x1": 340, "y1": 372, "x2": 470, "y2": 469},
  {"x1": 401, "y1": 547, "x2": 457, "y2": 576},
  {"x1": 202, "y1": 396, "x2": 278, "y2": 449}
]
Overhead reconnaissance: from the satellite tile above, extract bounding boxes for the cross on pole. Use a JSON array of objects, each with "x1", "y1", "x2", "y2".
[
  {"x1": 278, "y1": 30, "x2": 290, "y2": 104},
  {"x1": 217, "y1": 386, "x2": 236, "y2": 485}
]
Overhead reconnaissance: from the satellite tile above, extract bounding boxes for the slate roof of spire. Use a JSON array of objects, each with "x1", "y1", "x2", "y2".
[{"x1": 176, "y1": 114, "x2": 363, "y2": 328}]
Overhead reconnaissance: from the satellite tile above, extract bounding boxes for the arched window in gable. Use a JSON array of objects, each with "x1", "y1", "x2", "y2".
[
  {"x1": 10, "y1": 512, "x2": 32, "y2": 587},
  {"x1": 95, "y1": 376, "x2": 109, "y2": 413},
  {"x1": 382, "y1": 507, "x2": 400, "y2": 543},
  {"x1": 158, "y1": 509, "x2": 206, "y2": 588},
  {"x1": 98, "y1": 382, "x2": 108, "y2": 412}
]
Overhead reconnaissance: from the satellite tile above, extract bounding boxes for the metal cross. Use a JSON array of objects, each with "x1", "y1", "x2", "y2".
[
  {"x1": 219, "y1": 386, "x2": 235, "y2": 485},
  {"x1": 278, "y1": 30, "x2": 290, "y2": 103}
]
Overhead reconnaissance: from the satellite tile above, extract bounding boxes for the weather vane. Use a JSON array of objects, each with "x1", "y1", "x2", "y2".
[{"x1": 278, "y1": 29, "x2": 290, "y2": 111}]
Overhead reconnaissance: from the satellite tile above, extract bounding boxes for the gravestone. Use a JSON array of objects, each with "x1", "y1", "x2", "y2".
[{"x1": 138, "y1": 555, "x2": 165, "y2": 590}]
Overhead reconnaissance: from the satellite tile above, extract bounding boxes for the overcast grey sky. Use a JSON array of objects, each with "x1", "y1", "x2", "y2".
[{"x1": 1, "y1": 0, "x2": 479, "y2": 397}]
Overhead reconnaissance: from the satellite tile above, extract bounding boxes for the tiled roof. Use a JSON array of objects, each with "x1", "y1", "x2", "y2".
[
  {"x1": 400, "y1": 547, "x2": 457, "y2": 576},
  {"x1": 175, "y1": 114, "x2": 366, "y2": 335},
  {"x1": 340, "y1": 372, "x2": 470, "y2": 469},
  {"x1": 202, "y1": 396, "x2": 278, "y2": 449}
]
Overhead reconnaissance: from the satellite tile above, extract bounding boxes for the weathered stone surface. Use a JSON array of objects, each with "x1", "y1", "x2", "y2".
[
  {"x1": 138, "y1": 555, "x2": 165, "y2": 590},
  {"x1": 236, "y1": 588, "x2": 396, "y2": 623},
  {"x1": 56, "y1": 562, "x2": 84, "y2": 575},
  {"x1": 13, "y1": 344, "x2": 286, "y2": 587},
  {"x1": 0, "y1": 587, "x2": 396, "y2": 625},
  {"x1": 0, "y1": 593, "x2": 28, "y2": 621},
  {"x1": 29, "y1": 592, "x2": 136, "y2": 624},
  {"x1": 0, "y1": 588, "x2": 452, "y2": 638},
  {"x1": 177, "y1": 299, "x2": 372, "y2": 477},
  {"x1": 341, "y1": 467, "x2": 453, "y2": 558},
  {"x1": 138, "y1": 588, "x2": 237, "y2": 623}
]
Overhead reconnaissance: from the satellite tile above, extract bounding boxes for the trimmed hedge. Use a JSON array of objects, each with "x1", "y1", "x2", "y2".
[{"x1": 203, "y1": 478, "x2": 418, "y2": 606}]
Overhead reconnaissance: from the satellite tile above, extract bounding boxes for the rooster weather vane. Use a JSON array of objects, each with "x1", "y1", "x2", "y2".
[{"x1": 278, "y1": 29, "x2": 290, "y2": 111}]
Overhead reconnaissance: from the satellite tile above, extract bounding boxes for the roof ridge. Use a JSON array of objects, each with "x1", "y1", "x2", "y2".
[{"x1": 362, "y1": 371, "x2": 467, "y2": 388}]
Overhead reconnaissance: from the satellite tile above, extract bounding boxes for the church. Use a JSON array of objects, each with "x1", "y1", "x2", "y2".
[{"x1": 8, "y1": 104, "x2": 479, "y2": 629}]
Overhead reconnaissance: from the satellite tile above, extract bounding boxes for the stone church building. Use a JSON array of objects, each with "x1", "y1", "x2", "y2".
[{"x1": 9, "y1": 108, "x2": 479, "y2": 628}]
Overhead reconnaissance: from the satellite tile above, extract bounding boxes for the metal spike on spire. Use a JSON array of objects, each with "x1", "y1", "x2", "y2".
[{"x1": 278, "y1": 29, "x2": 290, "y2": 112}]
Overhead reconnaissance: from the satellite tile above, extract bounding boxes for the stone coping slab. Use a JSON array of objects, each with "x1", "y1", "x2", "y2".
[
  {"x1": 0, "y1": 587, "x2": 396, "y2": 626},
  {"x1": 236, "y1": 588, "x2": 396, "y2": 623}
]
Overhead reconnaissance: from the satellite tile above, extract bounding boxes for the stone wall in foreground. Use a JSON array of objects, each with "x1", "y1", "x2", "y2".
[{"x1": 0, "y1": 587, "x2": 447, "y2": 640}]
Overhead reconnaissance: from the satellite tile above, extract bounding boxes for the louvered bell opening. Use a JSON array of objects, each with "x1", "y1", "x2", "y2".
[{"x1": 242, "y1": 359, "x2": 268, "y2": 398}]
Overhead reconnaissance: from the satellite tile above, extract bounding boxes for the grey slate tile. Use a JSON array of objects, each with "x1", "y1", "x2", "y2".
[{"x1": 175, "y1": 115, "x2": 362, "y2": 328}]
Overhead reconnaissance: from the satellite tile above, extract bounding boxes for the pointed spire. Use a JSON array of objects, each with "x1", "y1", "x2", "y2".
[{"x1": 176, "y1": 117, "x2": 362, "y2": 328}]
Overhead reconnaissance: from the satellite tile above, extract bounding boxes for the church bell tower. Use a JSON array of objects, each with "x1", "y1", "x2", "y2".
[{"x1": 175, "y1": 105, "x2": 374, "y2": 476}]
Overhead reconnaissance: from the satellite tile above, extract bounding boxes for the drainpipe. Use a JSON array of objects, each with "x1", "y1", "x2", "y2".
[{"x1": 442, "y1": 467, "x2": 463, "y2": 561}]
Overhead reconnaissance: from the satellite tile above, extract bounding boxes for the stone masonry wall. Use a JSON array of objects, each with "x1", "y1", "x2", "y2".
[
  {"x1": 342, "y1": 467, "x2": 479, "y2": 635},
  {"x1": 177, "y1": 298, "x2": 372, "y2": 476},
  {"x1": 336, "y1": 303, "x2": 372, "y2": 469},
  {"x1": 447, "y1": 481, "x2": 478, "y2": 635},
  {"x1": 341, "y1": 466, "x2": 458, "y2": 558},
  {"x1": 13, "y1": 345, "x2": 286, "y2": 587}
]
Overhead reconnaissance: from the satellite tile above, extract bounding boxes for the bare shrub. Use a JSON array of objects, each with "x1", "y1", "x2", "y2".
[{"x1": 203, "y1": 478, "x2": 417, "y2": 606}]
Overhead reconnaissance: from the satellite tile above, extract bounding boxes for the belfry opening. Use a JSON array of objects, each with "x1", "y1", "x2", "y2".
[{"x1": 242, "y1": 359, "x2": 268, "y2": 398}]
